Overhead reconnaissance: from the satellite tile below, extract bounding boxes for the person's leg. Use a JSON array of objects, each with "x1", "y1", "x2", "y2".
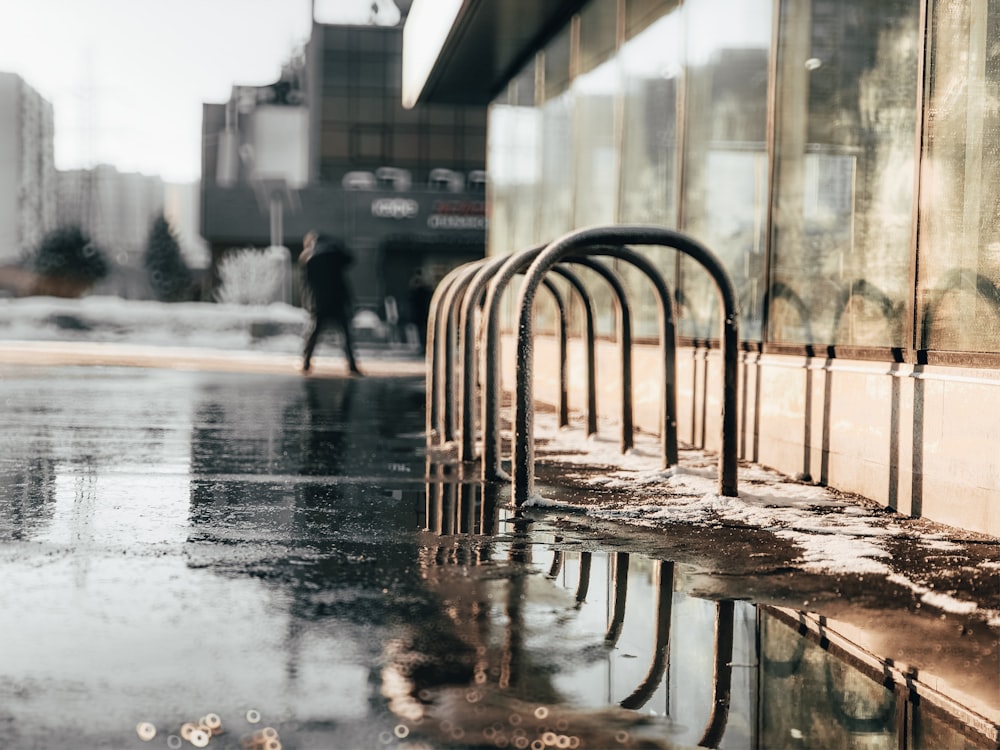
[
  {"x1": 338, "y1": 312, "x2": 362, "y2": 375},
  {"x1": 302, "y1": 312, "x2": 325, "y2": 372}
]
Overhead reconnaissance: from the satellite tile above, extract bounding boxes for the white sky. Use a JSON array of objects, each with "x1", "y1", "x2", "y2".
[{"x1": 0, "y1": 0, "x2": 399, "y2": 184}]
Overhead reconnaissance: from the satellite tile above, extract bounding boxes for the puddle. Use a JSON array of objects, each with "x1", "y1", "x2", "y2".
[{"x1": 0, "y1": 367, "x2": 995, "y2": 749}]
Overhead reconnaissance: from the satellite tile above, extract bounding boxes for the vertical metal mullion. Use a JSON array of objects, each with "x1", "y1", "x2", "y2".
[
  {"x1": 760, "y1": 0, "x2": 783, "y2": 348},
  {"x1": 908, "y1": 0, "x2": 933, "y2": 361},
  {"x1": 674, "y1": 0, "x2": 688, "y2": 303}
]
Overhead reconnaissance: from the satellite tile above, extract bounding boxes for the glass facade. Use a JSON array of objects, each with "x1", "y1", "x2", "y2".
[
  {"x1": 917, "y1": 0, "x2": 1000, "y2": 353},
  {"x1": 487, "y1": 0, "x2": 1000, "y2": 360}
]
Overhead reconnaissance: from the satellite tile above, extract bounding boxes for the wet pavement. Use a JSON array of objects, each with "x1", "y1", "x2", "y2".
[{"x1": 0, "y1": 352, "x2": 997, "y2": 750}]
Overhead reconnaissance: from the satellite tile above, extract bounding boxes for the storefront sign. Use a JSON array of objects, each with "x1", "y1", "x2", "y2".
[
  {"x1": 371, "y1": 197, "x2": 419, "y2": 219},
  {"x1": 426, "y1": 200, "x2": 486, "y2": 230}
]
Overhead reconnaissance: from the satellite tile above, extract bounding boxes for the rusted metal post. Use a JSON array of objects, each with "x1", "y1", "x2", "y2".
[{"x1": 514, "y1": 226, "x2": 739, "y2": 504}]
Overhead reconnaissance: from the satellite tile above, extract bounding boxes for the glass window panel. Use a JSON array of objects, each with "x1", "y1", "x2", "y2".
[
  {"x1": 425, "y1": 104, "x2": 456, "y2": 127},
  {"x1": 579, "y1": 0, "x2": 618, "y2": 74},
  {"x1": 488, "y1": 67, "x2": 541, "y2": 257},
  {"x1": 769, "y1": 0, "x2": 920, "y2": 347},
  {"x1": 538, "y1": 91, "x2": 575, "y2": 242},
  {"x1": 626, "y1": 0, "x2": 678, "y2": 39},
  {"x1": 321, "y1": 95, "x2": 351, "y2": 124},
  {"x1": 391, "y1": 131, "x2": 419, "y2": 163},
  {"x1": 323, "y1": 61, "x2": 350, "y2": 90},
  {"x1": 544, "y1": 25, "x2": 572, "y2": 99},
  {"x1": 356, "y1": 129, "x2": 384, "y2": 160},
  {"x1": 358, "y1": 60, "x2": 385, "y2": 89},
  {"x1": 620, "y1": 9, "x2": 682, "y2": 226},
  {"x1": 356, "y1": 95, "x2": 384, "y2": 124},
  {"x1": 428, "y1": 132, "x2": 456, "y2": 161},
  {"x1": 320, "y1": 127, "x2": 350, "y2": 159},
  {"x1": 619, "y1": 8, "x2": 683, "y2": 339},
  {"x1": 679, "y1": 0, "x2": 772, "y2": 341},
  {"x1": 917, "y1": 0, "x2": 1000, "y2": 353},
  {"x1": 573, "y1": 59, "x2": 619, "y2": 227}
]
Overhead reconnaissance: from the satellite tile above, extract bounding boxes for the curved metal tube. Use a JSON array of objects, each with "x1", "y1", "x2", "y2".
[
  {"x1": 439, "y1": 261, "x2": 489, "y2": 444},
  {"x1": 458, "y1": 255, "x2": 513, "y2": 462},
  {"x1": 586, "y1": 244, "x2": 680, "y2": 467},
  {"x1": 620, "y1": 560, "x2": 674, "y2": 710},
  {"x1": 550, "y1": 266, "x2": 597, "y2": 436},
  {"x1": 426, "y1": 262, "x2": 479, "y2": 446},
  {"x1": 563, "y1": 256, "x2": 634, "y2": 452},
  {"x1": 457, "y1": 272, "x2": 569, "y2": 462},
  {"x1": 697, "y1": 600, "x2": 735, "y2": 748},
  {"x1": 575, "y1": 551, "x2": 592, "y2": 606},
  {"x1": 515, "y1": 226, "x2": 740, "y2": 503},
  {"x1": 604, "y1": 552, "x2": 629, "y2": 647},
  {"x1": 541, "y1": 278, "x2": 570, "y2": 429},
  {"x1": 481, "y1": 245, "x2": 546, "y2": 481}
]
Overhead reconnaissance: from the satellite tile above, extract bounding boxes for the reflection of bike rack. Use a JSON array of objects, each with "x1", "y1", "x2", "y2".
[
  {"x1": 619, "y1": 560, "x2": 674, "y2": 711},
  {"x1": 919, "y1": 268, "x2": 1000, "y2": 349}
]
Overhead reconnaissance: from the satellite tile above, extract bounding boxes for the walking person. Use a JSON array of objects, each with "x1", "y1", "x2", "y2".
[{"x1": 299, "y1": 231, "x2": 362, "y2": 376}]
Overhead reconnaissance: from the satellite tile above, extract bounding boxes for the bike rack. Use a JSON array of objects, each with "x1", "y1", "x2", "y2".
[
  {"x1": 513, "y1": 225, "x2": 740, "y2": 503},
  {"x1": 438, "y1": 260, "x2": 491, "y2": 444},
  {"x1": 562, "y1": 256, "x2": 634, "y2": 452},
  {"x1": 474, "y1": 244, "x2": 681, "y2": 480},
  {"x1": 456, "y1": 262, "x2": 574, "y2": 463},
  {"x1": 425, "y1": 261, "x2": 482, "y2": 447}
]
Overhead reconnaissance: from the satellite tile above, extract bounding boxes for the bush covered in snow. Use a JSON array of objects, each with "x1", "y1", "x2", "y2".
[{"x1": 215, "y1": 246, "x2": 291, "y2": 305}]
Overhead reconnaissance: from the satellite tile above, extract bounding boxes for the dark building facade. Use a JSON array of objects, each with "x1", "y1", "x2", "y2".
[{"x1": 200, "y1": 11, "x2": 486, "y2": 324}]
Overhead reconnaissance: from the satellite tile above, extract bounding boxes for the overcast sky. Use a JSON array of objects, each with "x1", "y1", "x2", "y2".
[{"x1": 0, "y1": 0, "x2": 401, "y2": 184}]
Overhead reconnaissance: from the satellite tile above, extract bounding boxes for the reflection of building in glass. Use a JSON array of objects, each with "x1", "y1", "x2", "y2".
[
  {"x1": 0, "y1": 73, "x2": 56, "y2": 267},
  {"x1": 404, "y1": 0, "x2": 1000, "y2": 539},
  {"x1": 200, "y1": 4, "x2": 486, "y2": 327}
]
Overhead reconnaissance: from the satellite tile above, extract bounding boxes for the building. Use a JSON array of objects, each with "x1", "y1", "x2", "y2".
[
  {"x1": 200, "y1": 4, "x2": 487, "y2": 325},
  {"x1": 403, "y1": 0, "x2": 1000, "y2": 539},
  {"x1": 0, "y1": 72, "x2": 56, "y2": 267}
]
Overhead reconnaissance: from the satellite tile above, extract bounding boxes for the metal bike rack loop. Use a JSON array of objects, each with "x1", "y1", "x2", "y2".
[
  {"x1": 456, "y1": 269, "x2": 570, "y2": 462},
  {"x1": 425, "y1": 261, "x2": 479, "y2": 446},
  {"x1": 549, "y1": 266, "x2": 597, "y2": 436},
  {"x1": 438, "y1": 260, "x2": 491, "y2": 444},
  {"x1": 514, "y1": 226, "x2": 740, "y2": 503},
  {"x1": 476, "y1": 243, "x2": 682, "y2": 482},
  {"x1": 563, "y1": 256, "x2": 634, "y2": 453}
]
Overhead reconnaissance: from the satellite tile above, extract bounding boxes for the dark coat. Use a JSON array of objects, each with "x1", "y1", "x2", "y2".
[{"x1": 303, "y1": 236, "x2": 354, "y2": 316}]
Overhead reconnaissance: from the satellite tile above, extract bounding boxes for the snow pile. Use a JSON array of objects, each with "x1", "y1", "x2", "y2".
[
  {"x1": 525, "y1": 412, "x2": 999, "y2": 623},
  {"x1": 0, "y1": 295, "x2": 309, "y2": 352}
]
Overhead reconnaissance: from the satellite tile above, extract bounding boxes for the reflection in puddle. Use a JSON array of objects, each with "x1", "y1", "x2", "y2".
[{"x1": 0, "y1": 369, "x2": 995, "y2": 749}]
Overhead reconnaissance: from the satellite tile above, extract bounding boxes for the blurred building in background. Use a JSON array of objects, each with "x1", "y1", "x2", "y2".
[
  {"x1": 201, "y1": 0, "x2": 487, "y2": 327},
  {"x1": 0, "y1": 72, "x2": 56, "y2": 267}
]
